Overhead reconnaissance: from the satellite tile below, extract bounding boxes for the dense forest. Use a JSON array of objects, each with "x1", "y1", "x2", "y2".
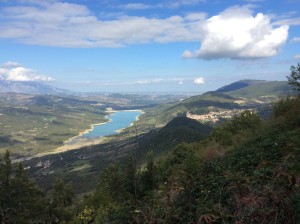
[{"x1": 1, "y1": 67, "x2": 300, "y2": 223}]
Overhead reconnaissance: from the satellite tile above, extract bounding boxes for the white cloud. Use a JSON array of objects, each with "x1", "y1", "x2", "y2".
[
  {"x1": 184, "y1": 5, "x2": 289, "y2": 59},
  {"x1": 273, "y1": 17, "x2": 300, "y2": 26},
  {"x1": 2, "y1": 61, "x2": 22, "y2": 68},
  {"x1": 0, "y1": 62, "x2": 54, "y2": 81},
  {"x1": 294, "y1": 54, "x2": 300, "y2": 59},
  {"x1": 121, "y1": 3, "x2": 153, "y2": 10},
  {"x1": 119, "y1": 0, "x2": 205, "y2": 10},
  {"x1": 291, "y1": 37, "x2": 300, "y2": 43},
  {"x1": 168, "y1": 0, "x2": 205, "y2": 8},
  {"x1": 0, "y1": 2, "x2": 204, "y2": 47},
  {"x1": 133, "y1": 78, "x2": 172, "y2": 85},
  {"x1": 0, "y1": 2, "x2": 290, "y2": 59},
  {"x1": 101, "y1": 77, "x2": 188, "y2": 86},
  {"x1": 194, "y1": 77, "x2": 205, "y2": 85},
  {"x1": 133, "y1": 80, "x2": 151, "y2": 85},
  {"x1": 182, "y1": 50, "x2": 195, "y2": 58}
]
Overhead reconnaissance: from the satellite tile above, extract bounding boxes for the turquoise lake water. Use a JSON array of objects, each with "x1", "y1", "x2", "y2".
[{"x1": 83, "y1": 110, "x2": 142, "y2": 138}]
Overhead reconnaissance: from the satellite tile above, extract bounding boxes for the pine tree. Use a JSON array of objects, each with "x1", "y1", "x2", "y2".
[
  {"x1": 124, "y1": 155, "x2": 137, "y2": 196},
  {"x1": 0, "y1": 150, "x2": 12, "y2": 223},
  {"x1": 49, "y1": 179, "x2": 74, "y2": 223}
]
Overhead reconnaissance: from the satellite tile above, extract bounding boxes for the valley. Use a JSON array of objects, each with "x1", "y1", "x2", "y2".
[
  {"x1": 0, "y1": 79, "x2": 295, "y2": 194},
  {"x1": 1, "y1": 77, "x2": 299, "y2": 223},
  {"x1": 0, "y1": 91, "x2": 185, "y2": 160}
]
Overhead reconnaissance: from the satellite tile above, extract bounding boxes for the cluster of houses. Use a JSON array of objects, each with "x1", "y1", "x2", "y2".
[{"x1": 187, "y1": 108, "x2": 249, "y2": 123}]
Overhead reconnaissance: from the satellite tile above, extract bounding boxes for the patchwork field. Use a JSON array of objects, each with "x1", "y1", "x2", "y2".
[{"x1": 0, "y1": 93, "x2": 108, "y2": 158}]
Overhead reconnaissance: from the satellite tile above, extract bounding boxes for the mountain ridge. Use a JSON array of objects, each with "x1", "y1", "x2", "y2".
[{"x1": 0, "y1": 80, "x2": 72, "y2": 95}]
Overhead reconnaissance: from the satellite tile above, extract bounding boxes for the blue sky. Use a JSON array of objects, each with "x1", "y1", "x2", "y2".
[{"x1": 0, "y1": 0, "x2": 299, "y2": 92}]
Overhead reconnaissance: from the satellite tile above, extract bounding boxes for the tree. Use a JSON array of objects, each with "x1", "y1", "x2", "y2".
[
  {"x1": 124, "y1": 155, "x2": 137, "y2": 196},
  {"x1": 0, "y1": 152, "x2": 47, "y2": 223},
  {"x1": 287, "y1": 63, "x2": 300, "y2": 91},
  {"x1": 49, "y1": 179, "x2": 74, "y2": 223},
  {"x1": 0, "y1": 150, "x2": 12, "y2": 223},
  {"x1": 10, "y1": 163, "x2": 47, "y2": 223},
  {"x1": 141, "y1": 150, "x2": 156, "y2": 192}
]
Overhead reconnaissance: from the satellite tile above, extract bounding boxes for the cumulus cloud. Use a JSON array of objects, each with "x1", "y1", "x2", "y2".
[
  {"x1": 194, "y1": 77, "x2": 205, "y2": 85},
  {"x1": 294, "y1": 54, "x2": 300, "y2": 59},
  {"x1": 184, "y1": 5, "x2": 289, "y2": 60},
  {"x1": 0, "y1": 62, "x2": 54, "y2": 81}
]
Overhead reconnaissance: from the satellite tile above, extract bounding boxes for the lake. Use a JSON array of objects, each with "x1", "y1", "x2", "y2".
[{"x1": 83, "y1": 110, "x2": 142, "y2": 138}]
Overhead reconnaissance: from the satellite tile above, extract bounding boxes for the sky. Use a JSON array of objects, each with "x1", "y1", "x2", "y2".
[{"x1": 0, "y1": 0, "x2": 299, "y2": 93}]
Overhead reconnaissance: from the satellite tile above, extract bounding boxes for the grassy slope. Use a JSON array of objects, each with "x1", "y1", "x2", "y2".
[
  {"x1": 226, "y1": 81, "x2": 293, "y2": 98},
  {"x1": 135, "y1": 92, "x2": 240, "y2": 130}
]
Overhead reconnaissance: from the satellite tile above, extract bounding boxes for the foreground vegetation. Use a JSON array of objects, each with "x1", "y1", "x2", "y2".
[{"x1": 1, "y1": 93, "x2": 299, "y2": 223}]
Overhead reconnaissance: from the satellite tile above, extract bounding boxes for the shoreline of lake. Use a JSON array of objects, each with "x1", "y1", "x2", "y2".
[{"x1": 51, "y1": 109, "x2": 143, "y2": 154}]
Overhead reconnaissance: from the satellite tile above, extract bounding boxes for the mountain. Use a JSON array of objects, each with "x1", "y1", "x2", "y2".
[
  {"x1": 138, "y1": 116, "x2": 213, "y2": 155},
  {"x1": 215, "y1": 79, "x2": 294, "y2": 98},
  {"x1": 138, "y1": 91, "x2": 241, "y2": 127},
  {"x1": 0, "y1": 80, "x2": 71, "y2": 95},
  {"x1": 216, "y1": 80, "x2": 267, "y2": 92},
  {"x1": 224, "y1": 80, "x2": 294, "y2": 98},
  {"x1": 138, "y1": 80, "x2": 295, "y2": 129}
]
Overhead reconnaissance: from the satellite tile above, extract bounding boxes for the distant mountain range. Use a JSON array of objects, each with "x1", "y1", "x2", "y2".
[
  {"x1": 0, "y1": 80, "x2": 71, "y2": 95},
  {"x1": 0, "y1": 79, "x2": 294, "y2": 97}
]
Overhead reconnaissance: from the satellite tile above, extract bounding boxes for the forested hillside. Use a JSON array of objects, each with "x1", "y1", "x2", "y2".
[{"x1": 1, "y1": 93, "x2": 299, "y2": 223}]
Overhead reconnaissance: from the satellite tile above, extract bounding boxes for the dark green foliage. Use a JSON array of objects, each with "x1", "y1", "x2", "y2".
[
  {"x1": 49, "y1": 179, "x2": 75, "y2": 223},
  {"x1": 140, "y1": 151, "x2": 157, "y2": 192},
  {"x1": 0, "y1": 151, "x2": 48, "y2": 223},
  {"x1": 212, "y1": 110, "x2": 261, "y2": 146},
  {"x1": 0, "y1": 152, "x2": 77, "y2": 224},
  {"x1": 124, "y1": 155, "x2": 137, "y2": 196},
  {"x1": 139, "y1": 116, "x2": 212, "y2": 156},
  {"x1": 287, "y1": 63, "x2": 300, "y2": 91}
]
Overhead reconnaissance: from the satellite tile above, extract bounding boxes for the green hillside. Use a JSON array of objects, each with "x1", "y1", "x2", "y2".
[
  {"x1": 215, "y1": 79, "x2": 267, "y2": 92},
  {"x1": 138, "y1": 116, "x2": 213, "y2": 156},
  {"x1": 226, "y1": 81, "x2": 294, "y2": 98},
  {"x1": 135, "y1": 80, "x2": 295, "y2": 132},
  {"x1": 136, "y1": 91, "x2": 241, "y2": 129}
]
